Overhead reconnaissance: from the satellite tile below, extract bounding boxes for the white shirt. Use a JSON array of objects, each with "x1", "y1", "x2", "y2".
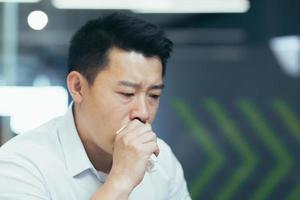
[{"x1": 0, "y1": 105, "x2": 191, "y2": 200}]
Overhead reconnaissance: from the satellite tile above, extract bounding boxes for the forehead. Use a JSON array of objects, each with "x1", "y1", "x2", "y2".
[{"x1": 96, "y1": 48, "x2": 163, "y2": 85}]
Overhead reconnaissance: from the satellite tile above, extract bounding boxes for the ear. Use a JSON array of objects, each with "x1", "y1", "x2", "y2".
[{"x1": 67, "y1": 71, "x2": 87, "y2": 103}]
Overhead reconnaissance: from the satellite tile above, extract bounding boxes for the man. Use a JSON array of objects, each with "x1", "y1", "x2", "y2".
[{"x1": 0, "y1": 13, "x2": 191, "y2": 200}]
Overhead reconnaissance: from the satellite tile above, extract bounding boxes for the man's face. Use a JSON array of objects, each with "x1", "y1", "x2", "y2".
[{"x1": 78, "y1": 48, "x2": 163, "y2": 154}]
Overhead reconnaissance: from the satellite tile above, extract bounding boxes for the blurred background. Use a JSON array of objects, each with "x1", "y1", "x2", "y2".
[{"x1": 0, "y1": 0, "x2": 300, "y2": 199}]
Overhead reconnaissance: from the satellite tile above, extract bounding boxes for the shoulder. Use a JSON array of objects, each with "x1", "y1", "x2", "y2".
[
  {"x1": 0, "y1": 117, "x2": 66, "y2": 199},
  {"x1": 0, "y1": 116, "x2": 63, "y2": 168},
  {"x1": 0, "y1": 143, "x2": 51, "y2": 199},
  {"x1": 0, "y1": 129, "x2": 52, "y2": 198},
  {"x1": 1, "y1": 115, "x2": 61, "y2": 149}
]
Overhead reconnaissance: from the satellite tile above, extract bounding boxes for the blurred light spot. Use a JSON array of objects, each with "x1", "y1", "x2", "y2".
[
  {"x1": 134, "y1": 0, "x2": 250, "y2": 13},
  {"x1": 0, "y1": 0, "x2": 40, "y2": 2},
  {"x1": 270, "y1": 35, "x2": 300, "y2": 77},
  {"x1": 0, "y1": 86, "x2": 68, "y2": 134},
  {"x1": 52, "y1": 0, "x2": 250, "y2": 13},
  {"x1": 27, "y1": 10, "x2": 48, "y2": 30}
]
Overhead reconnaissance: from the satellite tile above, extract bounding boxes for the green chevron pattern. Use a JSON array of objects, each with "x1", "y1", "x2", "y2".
[
  {"x1": 172, "y1": 98, "x2": 224, "y2": 199},
  {"x1": 238, "y1": 99, "x2": 292, "y2": 200},
  {"x1": 170, "y1": 97, "x2": 298, "y2": 199},
  {"x1": 204, "y1": 99, "x2": 258, "y2": 200},
  {"x1": 272, "y1": 100, "x2": 300, "y2": 200}
]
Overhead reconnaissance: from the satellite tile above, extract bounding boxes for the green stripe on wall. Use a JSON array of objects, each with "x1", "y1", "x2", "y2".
[
  {"x1": 204, "y1": 99, "x2": 258, "y2": 200},
  {"x1": 272, "y1": 99, "x2": 300, "y2": 200},
  {"x1": 172, "y1": 98, "x2": 225, "y2": 199},
  {"x1": 238, "y1": 100, "x2": 292, "y2": 200}
]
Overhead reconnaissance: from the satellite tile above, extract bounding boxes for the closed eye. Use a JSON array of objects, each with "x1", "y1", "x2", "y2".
[
  {"x1": 149, "y1": 94, "x2": 160, "y2": 99},
  {"x1": 120, "y1": 92, "x2": 134, "y2": 97}
]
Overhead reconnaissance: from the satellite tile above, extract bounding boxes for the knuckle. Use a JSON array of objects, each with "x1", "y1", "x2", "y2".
[
  {"x1": 133, "y1": 119, "x2": 142, "y2": 125},
  {"x1": 134, "y1": 145, "x2": 143, "y2": 156},
  {"x1": 128, "y1": 119, "x2": 142, "y2": 130},
  {"x1": 121, "y1": 136, "x2": 130, "y2": 146},
  {"x1": 152, "y1": 142, "x2": 159, "y2": 149},
  {"x1": 146, "y1": 123, "x2": 152, "y2": 130},
  {"x1": 149, "y1": 131, "x2": 157, "y2": 139}
]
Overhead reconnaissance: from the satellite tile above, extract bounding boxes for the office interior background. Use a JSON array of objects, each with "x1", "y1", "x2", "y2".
[{"x1": 0, "y1": 0, "x2": 300, "y2": 199}]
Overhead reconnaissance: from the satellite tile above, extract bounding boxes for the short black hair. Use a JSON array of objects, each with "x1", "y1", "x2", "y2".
[{"x1": 67, "y1": 12, "x2": 173, "y2": 84}]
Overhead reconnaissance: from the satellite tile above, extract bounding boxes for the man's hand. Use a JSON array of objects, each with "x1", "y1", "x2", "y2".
[
  {"x1": 109, "y1": 119, "x2": 160, "y2": 193},
  {"x1": 91, "y1": 119, "x2": 160, "y2": 200}
]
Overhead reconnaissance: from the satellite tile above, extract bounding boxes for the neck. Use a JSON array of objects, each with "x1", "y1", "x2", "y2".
[
  {"x1": 82, "y1": 139, "x2": 113, "y2": 173},
  {"x1": 73, "y1": 104, "x2": 113, "y2": 173}
]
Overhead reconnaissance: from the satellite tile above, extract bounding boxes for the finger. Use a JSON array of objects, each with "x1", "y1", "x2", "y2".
[
  {"x1": 142, "y1": 142, "x2": 160, "y2": 157},
  {"x1": 144, "y1": 122, "x2": 159, "y2": 156},
  {"x1": 133, "y1": 131, "x2": 157, "y2": 144},
  {"x1": 119, "y1": 124, "x2": 152, "y2": 144},
  {"x1": 115, "y1": 119, "x2": 143, "y2": 137},
  {"x1": 122, "y1": 119, "x2": 144, "y2": 133}
]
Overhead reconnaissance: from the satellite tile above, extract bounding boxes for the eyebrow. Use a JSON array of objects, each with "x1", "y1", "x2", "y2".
[{"x1": 118, "y1": 81, "x2": 164, "y2": 90}]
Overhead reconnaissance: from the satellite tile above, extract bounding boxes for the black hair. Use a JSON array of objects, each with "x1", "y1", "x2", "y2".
[{"x1": 67, "y1": 12, "x2": 173, "y2": 84}]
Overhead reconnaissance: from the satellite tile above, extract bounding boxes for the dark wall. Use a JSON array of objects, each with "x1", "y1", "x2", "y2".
[{"x1": 154, "y1": 2, "x2": 300, "y2": 197}]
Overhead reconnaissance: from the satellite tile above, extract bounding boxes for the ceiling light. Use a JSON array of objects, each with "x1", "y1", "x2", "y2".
[
  {"x1": 0, "y1": 0, "x2": 40, "y2": 2},
  {"x1": 270, "y1": 35, "x2": 300, "y2": 77},
  {"x1": 52, "y1": 0, "x2": 250, "y2": 13},
  {"x1": 135, "y1": 0, "x2": 250, "y2": 13},
  {"x1": 27, "y1": 10, "x2": 48, "y2": 30}
]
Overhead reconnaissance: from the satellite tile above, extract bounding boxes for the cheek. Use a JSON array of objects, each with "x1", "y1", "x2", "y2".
[
  {"x1": 104, "y1": 103, "x2": 131, "y2": 133},
  {"x1": 149, "y1": 102, "x2": 160, "y2": 120},
  {"x1": 110, "y1": 100, "x2": 131, "y2": 116}
]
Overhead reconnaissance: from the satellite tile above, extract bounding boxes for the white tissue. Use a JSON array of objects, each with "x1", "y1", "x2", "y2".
[{"x1": 146, "y1": 154, "x2": 158, "y2": 172}]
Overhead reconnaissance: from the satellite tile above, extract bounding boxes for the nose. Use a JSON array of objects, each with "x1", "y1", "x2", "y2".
[{"x1": 129, "y1": 96, "x2": 150, "y2": 123}]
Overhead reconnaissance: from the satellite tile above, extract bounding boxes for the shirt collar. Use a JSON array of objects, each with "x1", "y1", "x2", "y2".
[{"x1": 57, "y1": 102, "x2": 94, "y2": 177}]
